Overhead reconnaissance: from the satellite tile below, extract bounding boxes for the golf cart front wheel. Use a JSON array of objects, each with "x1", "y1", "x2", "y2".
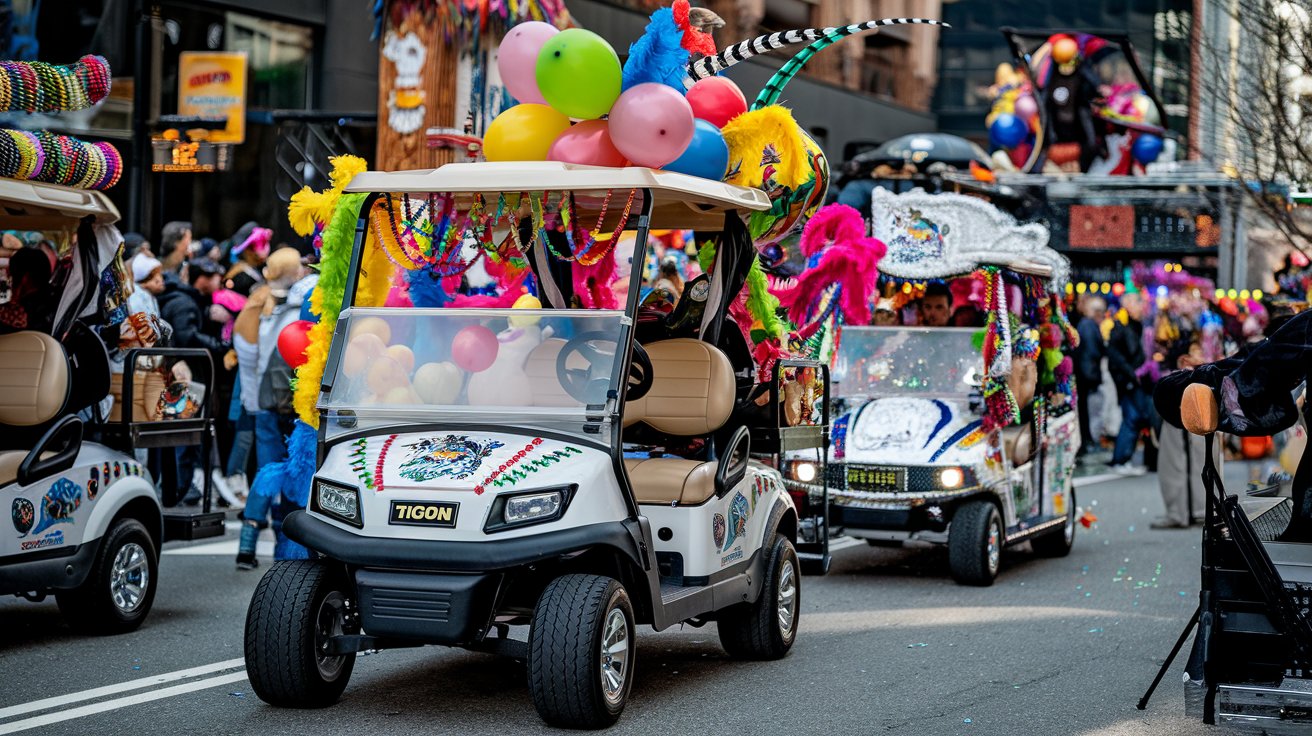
[
  {"x1": 244, "y1": 559, "x2": 355, "y2": 708},
  {"x1": 528, "y1": 574, "x2": 635, "y2": 729},
  {"x1": 718, "y1": 533, "x2": 799, "y2": 660},
  {"x1": 948, "y1": 500, "x2": 1003, "y2": 586},
  {"x1": 56, "y1": 518, "x2": 158, "y2": 635}
]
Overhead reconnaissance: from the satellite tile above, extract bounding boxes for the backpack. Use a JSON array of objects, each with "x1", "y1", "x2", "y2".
[{"x1": 256, "y1": 297, "x2": 300, "y2": 415}]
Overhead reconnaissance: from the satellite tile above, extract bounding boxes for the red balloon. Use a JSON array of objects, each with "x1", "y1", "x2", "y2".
[
  {"x1": 685, "y1": 77, "x2": 747, "y2": 129},
  {"x1": 451, "y1": 325, "x2": 499, "y2": 373},
  {"x1": 277, "y1": 320, "x2": 314, "y2": 369},
  {"x1": 547, "y1": 120, "x2": 627, "y2": 167}
]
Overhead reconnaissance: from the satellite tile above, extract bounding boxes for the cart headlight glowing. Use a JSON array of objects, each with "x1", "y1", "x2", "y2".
[
  {"x1": 791, "y1": 461, "x2": 818, "y2": 483},
  {"x1": 484, "y1": 485, "x2": 576, "y2": 533},
  {"x1": 314, "y1": 480, "x2": 362, "y2": 528},
  {"x1": 938, "y1": 467, "x2": 965, "y2": 489}
]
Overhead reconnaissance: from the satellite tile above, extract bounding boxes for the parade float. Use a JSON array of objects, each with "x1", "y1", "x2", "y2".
[
  {"x1": 0, "y1": 57, "x2": 222, "y2": 634},
  {"x1": 819, "y1": 188, "x2": 1082, "y2": 585},
  {"x1": 242, "y1": 8, "x2": 945, "y2": 727}
]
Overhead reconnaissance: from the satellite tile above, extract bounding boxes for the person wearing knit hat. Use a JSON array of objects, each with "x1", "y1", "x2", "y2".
[{"x1": 126, "y1": 253, "x2": 163, "y2": 318}]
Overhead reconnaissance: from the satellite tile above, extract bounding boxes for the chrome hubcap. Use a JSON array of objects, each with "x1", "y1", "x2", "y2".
[
  {"x1": 986, "y1": 518, "x2": 1001, "y2": 573},
  {"x1": 777, "y1": 559, "x2": 797, "y2": 636},
  {"x1": 110, "y1": 542, "x2": 149, "y2": 613},
  {"x1": 599, "y1": 607, "x2": 630, "y2": 704},
  {"x1": 315, "y1": 591, "x2": 348, "y2": 680}
]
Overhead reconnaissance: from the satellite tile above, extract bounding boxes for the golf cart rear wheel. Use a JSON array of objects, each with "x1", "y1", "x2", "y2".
[
  {"x1": 718, "y1": 534, "x2": 799, "y2": 660},
  {"x1": 1031, "y1": 490, "x2": 1077, "y2": 558},
  {"x1": 948, "y1": 500, "x2": 1003, "y2": 586},
  {"x1": 56, "y1": 518, "x2": 158, "y2": 635},
  {"x1": 528, "y1": 574, "x2": 634, "y2": 729},
  {"x1": 244, "y1": 559, "x2": 355, "y2": 708}
]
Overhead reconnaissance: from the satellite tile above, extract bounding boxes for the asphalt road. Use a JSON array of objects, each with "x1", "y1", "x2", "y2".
[{"x1": 1, "y1": 468, "x2": 1252, "y2": 736}]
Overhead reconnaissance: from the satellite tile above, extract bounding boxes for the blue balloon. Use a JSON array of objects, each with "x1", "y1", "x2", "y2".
[
  {"x1": 1132, "y1": 133, "x2": 1164, "y2": 164},
  {"x1": 989, "y1": 113, "x2": 1028, "y2": 149},
  {"x1": 299, "y1": 288, "x2": 318, "y2": 322},
  {"x1": 663, "y1": 119, "x2": 729, "y2": 181}
]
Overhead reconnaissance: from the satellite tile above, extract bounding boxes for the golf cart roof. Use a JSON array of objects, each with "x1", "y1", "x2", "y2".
[
  {"x1": 872, "y1": 188, "x2": 1069, "y2": 284},
  {"x1": 344, "y1": 161, "x2": 772, "y2": 231},
  {"x1": 0, "y1": 178, "x2": 121, "y2": 226}
]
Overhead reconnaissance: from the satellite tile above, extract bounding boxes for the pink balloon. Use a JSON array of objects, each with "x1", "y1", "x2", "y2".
[
  {"x1": 1013, "y1": 94, "x2": 1038, "y2": 123},
  {"x1": 607, "y1": 83, "x2": 695, "y2": 169},
  {"x1": 548, "y1": 120, "x2": 627, "y2": 167},
  {"x1": 498, "y1": 21, "x2": 559, "y2": 105},
  {"x1": 451, "y1": 325, "x2": 499, "y2": 373}
]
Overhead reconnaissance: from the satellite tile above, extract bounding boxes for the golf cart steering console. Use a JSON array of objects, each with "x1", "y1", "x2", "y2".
[{"x1": 557, "y1": 332, "x2": 654, "y2": 403}]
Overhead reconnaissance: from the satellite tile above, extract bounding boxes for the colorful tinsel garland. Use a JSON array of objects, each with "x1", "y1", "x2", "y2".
[
  {"x1": 0, "y1": 56, "x2": 111, "y2": 113},
  {"x1": 371, "y1": 0, "x2": 569, "y2": 45}
]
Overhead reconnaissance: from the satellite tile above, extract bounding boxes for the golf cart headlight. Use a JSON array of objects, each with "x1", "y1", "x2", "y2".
[
  {"x1": 505, "y1": 491, "x2": 563, "y2": 523},
  {"x1": 791, "y1": 461, "x2": 818, "y2": 483},
  {"x1": 938, "y1": 467, "x2": 965, "y2": 489},
  {"x1": 315, "y1": 480, "x2": 361, "y2": 527}
]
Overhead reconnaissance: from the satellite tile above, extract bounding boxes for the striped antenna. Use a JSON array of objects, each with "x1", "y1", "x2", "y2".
[{"x1": 689, "y1": 18, "x2": 948, "y2": 81}]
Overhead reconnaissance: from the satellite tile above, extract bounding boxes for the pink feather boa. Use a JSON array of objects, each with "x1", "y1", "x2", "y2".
[{"x1": 772, "y1": 204, "x2": 886, "y2": 327}]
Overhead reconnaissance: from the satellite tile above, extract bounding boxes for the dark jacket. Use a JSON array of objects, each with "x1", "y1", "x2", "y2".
[
  {"x1": 1106, "y1": 318, "x2": 1146, "y2": 399},
  {"x1": 1074, "y1": 316, "x2": 1105, "y2": 386},
  {"x1": 158, "y1": 272, "x2": 224, "y2": 354}
]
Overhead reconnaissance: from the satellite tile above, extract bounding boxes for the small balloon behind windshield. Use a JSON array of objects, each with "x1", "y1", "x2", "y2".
[{"x1": 831, "y1": 327, "x2": 983, "y2": 398}]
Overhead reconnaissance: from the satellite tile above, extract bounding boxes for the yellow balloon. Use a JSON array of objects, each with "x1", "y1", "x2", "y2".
[
  {"x1": 509, "y1": 293, "x2": 543, "y2": 327},
  {"x1": 483, "y1": 104, "x2": 571, "y2": 162}
]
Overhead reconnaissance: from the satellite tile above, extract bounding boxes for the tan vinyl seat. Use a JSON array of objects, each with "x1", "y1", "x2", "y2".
[
  {"x1": 623, "y1": 339, "x2": 736, "y2": 505},
  {"x1": 0, "y1": 331, "x2": 69, "y2": 427}
]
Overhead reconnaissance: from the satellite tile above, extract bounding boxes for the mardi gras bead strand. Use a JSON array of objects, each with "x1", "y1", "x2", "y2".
[
  {"x1": 0, "y1": 56, "x2": 111, "y2": 114},
  {"x1": 0, "y1": 128, "x2": 120, "y2": 189}
]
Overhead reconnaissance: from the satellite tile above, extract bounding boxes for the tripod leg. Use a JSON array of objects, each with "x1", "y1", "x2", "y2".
[{"x1": 1138, "y1": 605, "x2": 1201, "y2": 710}]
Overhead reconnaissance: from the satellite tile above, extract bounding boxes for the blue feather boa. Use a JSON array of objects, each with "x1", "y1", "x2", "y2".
[
  {"x1": 249, "y1": 420, "x2": 318, "y2": 560},
  {"x1": 622, "y1": 8, "x2": 690, "y2": 92}
]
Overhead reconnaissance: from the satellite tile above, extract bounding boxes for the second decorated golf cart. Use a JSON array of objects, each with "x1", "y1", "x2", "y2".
[
  {"x1": 243, "y1": 163, "x2": 832, "y2": 727},
  {"x1": 825, "y1": 188, "x2": 1081, "y2": 585}
]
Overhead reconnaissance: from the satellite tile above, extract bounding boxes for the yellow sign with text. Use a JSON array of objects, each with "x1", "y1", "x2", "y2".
[{"x1": 177, "y1": 51, "x2": 248, "y2": 144}]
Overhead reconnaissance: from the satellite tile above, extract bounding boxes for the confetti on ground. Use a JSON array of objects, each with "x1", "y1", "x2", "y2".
[
  {"x1": 1089, "y1": 628, "x2": 1103, "y2": 633},
  {"x1": 229, "y1": 692, "x2": 245, "y2": 698},
  {"x1": 908, "y1": 643, "x2": 929, "y2": 648},
  {"x1": 1128, "y1": 525, "x2": 1136, "y2": 532},
  {"x1": 964, "y1": 718, "x2": 973, "y2": 724},
  {"x1": 1179, "y1": 591, "x2": 1189, "y2": 597}
]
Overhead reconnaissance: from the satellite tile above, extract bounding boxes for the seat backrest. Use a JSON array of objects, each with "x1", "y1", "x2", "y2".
[
  {"x1": 0, "y1": 331, "x2": 70, "y2": 427},
  {"x1": 624, "y1": 338, "x2": 735, "y2": 436}
]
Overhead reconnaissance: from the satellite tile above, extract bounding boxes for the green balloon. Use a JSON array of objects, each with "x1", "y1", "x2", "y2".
[{"x1": 535, "y1": 29, "x2": 622, "y2": 120}]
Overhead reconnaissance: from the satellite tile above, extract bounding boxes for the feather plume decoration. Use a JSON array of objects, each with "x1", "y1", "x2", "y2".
[
  {"x1": 773, "y1": 204, "x2": 886, "y2": 327},
  {"x1": 721, "y1": 106, "x2": 809, "y2": 189},
  {"x1": 294, "y1": 192, "x2": 368, "y2": 426},
  {"x1": 622, "y1": 6, "x2": 691, "y2": 92},
  {"x1": 247, "y1": 420, "x2": 317, "y2": 560},
  {"x1": 328, "y1": 154, "x2": 368, "y2": 192},
  {"x1": 288, "y1": 187, "x2": 331, "y2": 237}
]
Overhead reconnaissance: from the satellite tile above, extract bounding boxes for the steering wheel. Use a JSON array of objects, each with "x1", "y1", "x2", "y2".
[{"x1": 556, "y1": 332, "x2": 654, "y2": 403}]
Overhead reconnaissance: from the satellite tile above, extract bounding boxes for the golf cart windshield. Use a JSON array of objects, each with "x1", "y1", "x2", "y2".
[
  {"x1": 322, "y1": 307, "x2": 624, "y2": 425},
  {"x1": 832, "y1": 327, "x2": 982, "y2": 399}
]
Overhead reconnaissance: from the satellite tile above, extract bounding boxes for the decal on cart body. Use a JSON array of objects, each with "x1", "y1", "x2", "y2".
[
  {"x1": 12, "y1": 497, "x2": 35, "y2": 534},
  {"x1": 712, "y1": 513, "x2": 726, "y2": 549},
  {"x1": 475, "y1": 438, "x2": 545, "y2": 494},
  {"x1": 20, "y1": 529, "x2": 64, "y2": 551},
  {"x1": 398, "y1": 435, "x2": 505, "y2": 483},
  {"x1": 488, "y1": 446, "x2": 581, "y2": 490},
  {"x1": 349, "y1": 438, "x2": 374, "y2": 490},
  {"x1": 31, "y1": 479, "x2": 81, "y2": 536},
  {"x1": 87, "y1": 466, "x2": 100, "y2": 500},
  {"x1": 721, "y1": 491, "x2": 751, "y2": 552},
  {"x1": 375, "y1": 434, "x2": 399, "y2": 491}
]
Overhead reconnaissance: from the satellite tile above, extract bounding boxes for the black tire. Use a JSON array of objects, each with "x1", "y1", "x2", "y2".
[
  {"x1": 245, "y1": 559, "x2": 356, "y2": 708},
  {"x1": 57, "y1": 518, "x2": 158, "y2": 635},
  {"x1": 1031, "y1": 490, "x2": 1077, "y2": 558},
  {"x1": 948, "y1": 500, "x2": 1003, "y2": 586},
  {"x1": 718, "y1": 534, "x2": 799, "y2": 660},
  {"x1": 528, "y1": 574, "x2": 635, "y2": 729}
]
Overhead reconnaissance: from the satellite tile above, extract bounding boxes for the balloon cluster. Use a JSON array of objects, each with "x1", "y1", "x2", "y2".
[{"x1": 487, "y1": 21, "x2": 748, "y2": 179}]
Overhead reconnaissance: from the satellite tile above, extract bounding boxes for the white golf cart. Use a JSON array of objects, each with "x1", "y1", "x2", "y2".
[
  {"x1": 0, "y1": 178, "x2": 222, "y2": 633},
  {"x1": 825, "y1": 189, "x2": 1081, "y2": 585},
  {"x1": 244, "y1": 163, "x2": 821, "y2": 728}
]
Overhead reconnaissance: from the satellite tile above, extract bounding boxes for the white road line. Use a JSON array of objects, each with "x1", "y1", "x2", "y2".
[
  {"x1": 0, "y1": 657, "x2": 245, "y2": 720},
  {"x1": 1074, "y1": 473, "x2": 1124, "y2": 488},
  {"x1": 0, "y1": 672, "x2": 248, "y2": 735}
]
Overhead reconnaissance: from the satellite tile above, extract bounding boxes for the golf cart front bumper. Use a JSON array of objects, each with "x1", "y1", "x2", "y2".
[{"x1": 284, "y1": 511, "x2": 646, "y2": 645}]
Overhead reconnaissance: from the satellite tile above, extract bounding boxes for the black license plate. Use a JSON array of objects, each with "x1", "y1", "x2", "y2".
[
  {"x1": 845, "y1": 465, "x2": 906, "y2": 493},
  {"x1": 389, "y1": 500, "x2": 459, "y2": 527}
]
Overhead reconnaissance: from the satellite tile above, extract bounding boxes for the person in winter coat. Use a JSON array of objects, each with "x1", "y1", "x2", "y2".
[
  {"x1": 1106, "y1": 292, "x2": 1152, "y2": 474},
  {"x1": 158, "y1": 258, "x2": 226, "y2": 355},
  {"x1": 1074, "y1": 296, "x2": 1107, "y2": 457}
]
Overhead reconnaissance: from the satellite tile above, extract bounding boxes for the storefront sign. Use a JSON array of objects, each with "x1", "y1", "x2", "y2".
[{"x1": 177, "y1": 52, "x2": 248, "y2": 144}]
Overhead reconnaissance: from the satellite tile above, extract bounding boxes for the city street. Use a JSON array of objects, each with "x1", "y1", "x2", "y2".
[{"x1": 1, "y1": 468, "x2": 1249, "y2": 736}]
